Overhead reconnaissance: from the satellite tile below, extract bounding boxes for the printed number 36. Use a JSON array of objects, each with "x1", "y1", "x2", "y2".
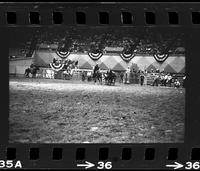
[
  {"x1": 185, "y1": 162, "x2": 200, "y2": 170},
  {"x1": 97, "y1": 161, "x2": 112, "y2": 169}
]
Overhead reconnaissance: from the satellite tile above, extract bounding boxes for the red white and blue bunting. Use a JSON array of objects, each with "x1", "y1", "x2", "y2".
[
  {"x1": 56, "y1": 50, "x2": 70, "y2": 59},
  {"x1": 50, "y1": 62, "x2": 65, "y2": 71},
  {"x1": 88, "y1": 52, "x2": 103, "y2": 60},
  {"x1": 119, "y1": 52, "x2": 135, "y2": 62},
  {"x1": 153, "y1": 53, "x2": 169, "y2": 62}
]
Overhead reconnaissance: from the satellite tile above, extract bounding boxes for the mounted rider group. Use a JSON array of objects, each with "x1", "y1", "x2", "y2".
[{"x1": 82, "y1": 63, "x2": 117, "y2": 86}]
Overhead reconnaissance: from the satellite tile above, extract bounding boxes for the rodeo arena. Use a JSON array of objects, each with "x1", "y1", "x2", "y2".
[{"x1": 9, "y1": 27, "x2": 185, "y2": 143}]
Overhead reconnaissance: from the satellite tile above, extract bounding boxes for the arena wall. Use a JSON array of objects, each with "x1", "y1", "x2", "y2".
[
  {"x1": 9, "y1": 57, "x2": 33, "y2": 76},
  {"x1": 33, "y1": 50, "x2": 185, "y2": 73},
  {"x1": 9, "y1": 51, "x2": 185, "y2": 76}
]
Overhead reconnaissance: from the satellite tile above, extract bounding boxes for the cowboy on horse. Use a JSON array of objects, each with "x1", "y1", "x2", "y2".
[
  {"x1": 104, "y1": 69, "x2": 116, "y2": 85},
  {"x1": 25, "y1": 63, "x2": 40, "y2": 78},
  {"x1": 93, "y1": 63, "x2": 102, "y2": 83}
]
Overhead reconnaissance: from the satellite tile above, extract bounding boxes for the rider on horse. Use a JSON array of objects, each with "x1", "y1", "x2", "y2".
[
  {"x1": 93, "y1": 63, "x2": 100, "y2": 83},
  {"x1": 105, "y1": 69, "x2": 116, "y2": 85},
  {"x1": 25, "y1": 63, "x2": 40, "y2": 78},
  {"x1": 93, "y1": 63, "x2": 99, "y2": 73},
  {"x1": 25, "y1": 63, "x2": 35, "y2": 78}
]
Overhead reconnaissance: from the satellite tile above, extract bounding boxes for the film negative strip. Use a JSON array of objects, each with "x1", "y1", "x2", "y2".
[{"x1": 1, "y1": 2, "x2": 200, "y2": 170}]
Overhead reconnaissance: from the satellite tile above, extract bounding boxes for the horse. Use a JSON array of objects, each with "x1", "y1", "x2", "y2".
[
  {"x1": 25, "y1": 66, "x2": 40, "y2": 78},
  {"x1": 160, "y1": 74, "x2": 165, "y2": 86},
  {"x1": 104, "y1": 70, "x2": 116, "y2": 85},
  {"x1": 93, "y1": 70, "x2": 102, "y2": 84},
  {"x1": 63, "y1": 70, "x2": 72, "y2": 80},
  {"x1": 152, "y1": 74, "x2": 160, "y2": 86},
  {"x1": 62, "y1": 60, "x2": 78, "y2": 80}
]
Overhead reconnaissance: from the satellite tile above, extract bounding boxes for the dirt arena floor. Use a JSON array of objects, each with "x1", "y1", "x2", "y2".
[{"x1": 9, "y1": 77, "x2": 185, "y2": 143}]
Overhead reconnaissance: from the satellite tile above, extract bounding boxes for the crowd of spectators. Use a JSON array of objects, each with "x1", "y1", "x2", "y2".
[
  {"x1": 9, "y1": 27, "x2": 185, "y2": 59},
  {"x1": 37, "y1": 27, "x2": 185, "y2": 55}
]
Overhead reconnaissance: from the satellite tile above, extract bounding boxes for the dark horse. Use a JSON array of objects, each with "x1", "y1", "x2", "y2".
[
  {"x1": 25, "y1": 66, "x2": 40, "y2": 78},
  {"x1": 104, "y1": 70, "x2": 116, "y2": 85},
  {"x1": 93, "y1": 70, "x2": 102, "y2": 84}
]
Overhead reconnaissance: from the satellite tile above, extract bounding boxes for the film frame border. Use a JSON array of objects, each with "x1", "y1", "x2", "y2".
[{"x1": 1, "y1": 2, "x2": 200, "y2": 170}]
